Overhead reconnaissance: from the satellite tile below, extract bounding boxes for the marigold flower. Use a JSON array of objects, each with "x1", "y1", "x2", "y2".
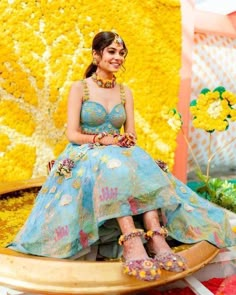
[{"x1": 190, "y1": 87, "x2": 236, "y2": 132}]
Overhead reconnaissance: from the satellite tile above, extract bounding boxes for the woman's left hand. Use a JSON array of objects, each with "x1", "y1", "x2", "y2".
[{"x1": 116, "y1": 133, "x2": 136, "y2": 147}]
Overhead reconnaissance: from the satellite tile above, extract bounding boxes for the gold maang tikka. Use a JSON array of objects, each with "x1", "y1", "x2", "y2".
[{"x1": 114, "y1": 34, "x2": 123, "y2": 45}]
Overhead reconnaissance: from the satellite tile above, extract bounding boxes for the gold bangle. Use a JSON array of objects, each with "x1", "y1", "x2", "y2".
[
  {"x1": 93, "y1": 134, "x2": 98, "y2": 143},
  {"x1": 113, "y1": 136, "x2": 118, "y2": 144}
]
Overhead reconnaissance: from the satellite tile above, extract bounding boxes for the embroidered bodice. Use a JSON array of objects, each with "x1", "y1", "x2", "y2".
[{"x1": 80, "y1": 80, "x2": 126, "y2": 134}]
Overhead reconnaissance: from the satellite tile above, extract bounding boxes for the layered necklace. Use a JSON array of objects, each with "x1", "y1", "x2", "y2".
[{"x1": 92, "y1": 72, "x2": 116, "y2": 88}]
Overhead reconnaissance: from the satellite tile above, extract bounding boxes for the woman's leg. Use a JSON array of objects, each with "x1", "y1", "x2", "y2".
[
  {"x1": 143, "y1": 210, "x2": 172, "y2": 254},
  {"x1": 117, "y1": 215, "x2": 161, "y2": 281},
  {"x1": 143, "y1": 210, "x2": 187, "y2": 272},
  {"x1": 117, "y1": 215, "x2": 148, "y2": 261}
]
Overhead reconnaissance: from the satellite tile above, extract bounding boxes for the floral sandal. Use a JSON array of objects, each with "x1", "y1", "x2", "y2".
[
  {"x1": 118, "y1": 229, "x2": 161, "y2": 281},
  {"x1": 145, "y1": 227, "x2": 187, "y2": 273}
]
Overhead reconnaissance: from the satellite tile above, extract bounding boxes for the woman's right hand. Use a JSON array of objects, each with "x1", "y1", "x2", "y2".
[{"x1": 98, "y1": 134, "x2": 117, "y2": 146}]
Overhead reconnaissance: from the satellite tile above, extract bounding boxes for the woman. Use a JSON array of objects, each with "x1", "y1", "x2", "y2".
[{"x1": 7, "y1": 31, "x2": 236, "y2": 281}]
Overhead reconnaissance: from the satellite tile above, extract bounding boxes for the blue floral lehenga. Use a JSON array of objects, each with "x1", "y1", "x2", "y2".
[{"x1": 7, "y1": 81, "x2": 236, "y2": 259}]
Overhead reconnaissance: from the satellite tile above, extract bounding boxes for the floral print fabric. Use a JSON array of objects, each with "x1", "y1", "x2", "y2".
[{"x1": 7, "y1": 97, "x2": 236, "y2": 258}]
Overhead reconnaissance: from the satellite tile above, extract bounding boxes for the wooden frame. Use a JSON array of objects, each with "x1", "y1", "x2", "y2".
[{"x1": 0, "y1": 242, "x2": 219, "y2": 294}]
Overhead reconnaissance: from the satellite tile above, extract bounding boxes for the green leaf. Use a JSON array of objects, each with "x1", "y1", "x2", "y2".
[
  {"x1": 190, "y1": 100, "x2": 197, "y2": 107},
  {"x1": 200, "y1": 88, "x2": 210, "y2": 94},
  {"x1": 192, "y1": 177, "x2": 236, "y2": 214},
  {"x1": 213, "y1": 86, "x2": 225, "y2": 96}
]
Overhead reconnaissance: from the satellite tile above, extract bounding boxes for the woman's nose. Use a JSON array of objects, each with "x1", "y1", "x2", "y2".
[{"x1": 114, "y1": 53, "x2": 123, "y2": 60}]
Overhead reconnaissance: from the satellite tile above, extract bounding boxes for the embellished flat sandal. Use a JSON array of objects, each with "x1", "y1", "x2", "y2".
[
  {"x1": 154, "y1": 252, "x2": 187, "y2": 272},
  {"x1": 145, "y1": 227, "x2": 187, "y2": 273},
  {"x1": 118, "y1": 229, "x2": 161, "y2": 281}
]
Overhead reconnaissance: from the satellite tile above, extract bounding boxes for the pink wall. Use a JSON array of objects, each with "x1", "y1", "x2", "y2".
[
  {"x1": 173, "y1": 0, "x2": 194, "y2": 182},
  {"x1": 173, "y1": 2, "x2": 236, "y2": 182},
  {"x1": 195, "y1": 10, "x2": 236, "y2": 37},
  {"x1": 229, "y1": 11, "x2": 236, "y2": 30}
]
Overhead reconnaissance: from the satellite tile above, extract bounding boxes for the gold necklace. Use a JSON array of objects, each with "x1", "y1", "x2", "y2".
[{"x1": 92, "y1": 73, "x2": 116, "y2": 88}]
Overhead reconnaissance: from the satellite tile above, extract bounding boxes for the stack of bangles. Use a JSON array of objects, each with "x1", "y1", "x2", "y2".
[
  {"x1": 114, "y1": 133, "x2": 136, "y2": 147},
  {"x1": 92, "y1": 132, "x2": 108, "y2": 145},
  {"x1": 92, "y1": 132, "x2": 136, "y2": 147}
]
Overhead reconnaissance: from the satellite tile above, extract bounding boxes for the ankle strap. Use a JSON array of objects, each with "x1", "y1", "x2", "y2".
[
  {"x1": 145, "y1": 227, "x2": 168, "y2": 240},
  {"x1": 118, "y1": 229, "x2": 144, "y2": 245}
]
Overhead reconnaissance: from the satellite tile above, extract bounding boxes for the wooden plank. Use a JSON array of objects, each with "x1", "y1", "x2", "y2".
[
  {"x1": 184, "y1": 276, "x2": 214, "y2": 295},
  {"x1": 0, "y1": 177, "x2": 45, "y2": 195}
]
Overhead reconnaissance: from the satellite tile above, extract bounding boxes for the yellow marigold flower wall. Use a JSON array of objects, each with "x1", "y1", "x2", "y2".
[
  {"x1": 0, "y1": 0, "x2": 181, "y2": 182},
  {"x1": 0, "y1": 189, "x2": 36, "y2": 247}
]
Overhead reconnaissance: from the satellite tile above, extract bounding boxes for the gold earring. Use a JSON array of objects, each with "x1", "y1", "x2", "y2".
[{"x1": 92, "y1": 58, "x2": 97, "y2": 65}]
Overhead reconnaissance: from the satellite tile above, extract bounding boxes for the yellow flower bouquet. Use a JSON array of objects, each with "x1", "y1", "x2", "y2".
[{"x1": 188, "y1": 86, "x2": 236, "y2": 213}]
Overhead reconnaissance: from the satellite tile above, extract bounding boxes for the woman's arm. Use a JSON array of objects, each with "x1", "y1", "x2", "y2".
[
  {"x1": 123, "y1": 86, "x2": 136, "y2": 137},
  {"x1": 66, "y1": 81, "x2": 94, "y2": 145}
]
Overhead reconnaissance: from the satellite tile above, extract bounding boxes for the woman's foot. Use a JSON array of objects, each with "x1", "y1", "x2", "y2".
[
  {"x1": 145, "y1": 228, "x2": 172, "y2": 255},
  {"x1": 119, "y1": 230, "x2": 161, "y2": 281},
  {"x1": 145, "y1": 228, "x2": 187, "y2": 273},
  {"x1": 122, "y1": 234, "x2": 149, "y2": 261},
  {"x1": 153, "y1": 252, "x2": 187, "y2": 272}
]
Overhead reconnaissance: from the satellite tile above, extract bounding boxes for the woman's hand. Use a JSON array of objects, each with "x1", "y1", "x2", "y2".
[
  {"x1": 97, "y1": 134, "x2": 116, "y2": 146},
  {"x1": 97, "y1": 133, "x2": 136, "y2": 147},
  {"x1": 116, "y1": 133, "x2": 136, "y2": 147}
]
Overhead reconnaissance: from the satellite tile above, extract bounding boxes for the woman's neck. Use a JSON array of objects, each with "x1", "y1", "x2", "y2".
[
  {"x1": 95, "y1": 70, "x2": 114, "y2": 80},
  {"x1": 92, "y1": 72, "x2": 116, "y2": 89}
]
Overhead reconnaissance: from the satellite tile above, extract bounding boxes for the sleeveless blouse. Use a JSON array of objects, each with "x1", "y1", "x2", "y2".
[{"x1": 80, "y1": 81, "x2": 126, "y2": 134}]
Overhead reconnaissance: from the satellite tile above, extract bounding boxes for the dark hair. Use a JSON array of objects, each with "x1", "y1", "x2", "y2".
[{"x1": 84, "y1": 31, "x2": 128, "y2": 78}]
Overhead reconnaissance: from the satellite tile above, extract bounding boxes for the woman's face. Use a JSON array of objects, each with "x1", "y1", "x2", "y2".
[{"x1": 94, "y1": 41, "x2": 126, "y2": 73}]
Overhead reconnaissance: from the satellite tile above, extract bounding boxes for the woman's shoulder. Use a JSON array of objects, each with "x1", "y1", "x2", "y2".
[
  {"x1": 70, "y1": 79, "x2": 85, "y2": 88},
  {"x1": 119, "y1": 83, "x2": 133, "y2": 101},
  {"x1": 68, "y1": 80, "x2": 86, "y2": 99},
  {"x1": 70, "y1": 78, "x2": 90, "y2": 93}
]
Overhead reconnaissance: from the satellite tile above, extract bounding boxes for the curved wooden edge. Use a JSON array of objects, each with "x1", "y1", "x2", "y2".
[
  {"x1": 0, "y1": 177, "x2": 46, "y2": 195},
  {"x1": 0, "y1": 241, "x2": 219, "y2": 294},
  {"x1": 0, "y1": 179, "x2": 220, "y2": 293}
]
